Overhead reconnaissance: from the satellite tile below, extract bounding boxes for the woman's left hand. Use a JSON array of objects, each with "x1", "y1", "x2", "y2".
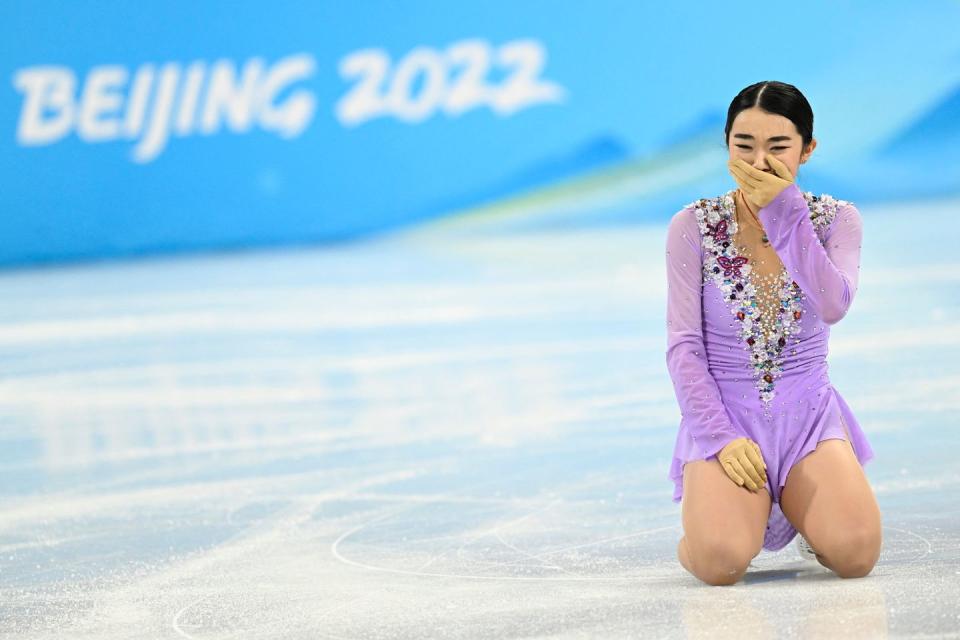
[{"x1": 727, "y1": 155, "x2": 795, "y2": 209}]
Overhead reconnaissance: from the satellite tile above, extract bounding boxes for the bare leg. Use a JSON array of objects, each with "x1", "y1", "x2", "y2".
[
  {"x1": 781, "y1": 437, "x2": 882, "y2": 578},
  {"x1": 678, "y1": 457, "x2": 771, "y2": 585}
]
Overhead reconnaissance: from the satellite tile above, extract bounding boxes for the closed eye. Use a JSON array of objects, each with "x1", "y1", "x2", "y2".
[{"x1": 737, "y1": 145, "x2": 789, "y2": 151}]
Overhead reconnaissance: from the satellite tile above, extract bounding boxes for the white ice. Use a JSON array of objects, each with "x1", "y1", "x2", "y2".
[{"x1": 0, "y1": 192, "x2": 958, "y2": 639}]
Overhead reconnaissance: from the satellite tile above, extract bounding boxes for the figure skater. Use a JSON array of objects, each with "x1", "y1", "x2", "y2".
[{"x1": 664, "y1": 80, "x2": 882, "y2": 586}]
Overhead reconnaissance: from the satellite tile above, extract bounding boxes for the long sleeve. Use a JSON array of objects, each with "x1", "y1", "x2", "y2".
[
  {"x1": 757, "y1": 183, "x2": 863, "y2": 325},
  {"x1": 665, "y1": 207, "x2": 741, "y2": 461}
]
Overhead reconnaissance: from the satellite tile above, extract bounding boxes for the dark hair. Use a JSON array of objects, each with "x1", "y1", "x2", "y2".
[{"x1": 724, "y1": 81, "x2": 814, "y2": 149}]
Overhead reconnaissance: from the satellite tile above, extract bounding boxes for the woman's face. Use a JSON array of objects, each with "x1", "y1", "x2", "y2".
[{"x1": 727, "y1": 107, "x2": 816, "y2": 180}]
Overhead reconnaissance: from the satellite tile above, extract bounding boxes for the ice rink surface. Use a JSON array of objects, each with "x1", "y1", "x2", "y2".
[{"x1": 1, "y1": 193, "x2": 959, "y2": 638}]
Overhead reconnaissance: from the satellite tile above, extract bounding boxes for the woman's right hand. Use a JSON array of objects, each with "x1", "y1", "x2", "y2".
[{"x1": 718, "y1": 437, "x2": 768, "y2": 491}]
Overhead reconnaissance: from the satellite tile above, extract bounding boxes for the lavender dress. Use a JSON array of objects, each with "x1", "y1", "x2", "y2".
[{"x1": 665, "y1": 181, "x2": 875, "y2": 552}]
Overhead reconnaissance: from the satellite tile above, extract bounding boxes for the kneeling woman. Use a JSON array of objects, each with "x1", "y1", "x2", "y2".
[{"x1": 664, "y1": 80, "x2": 881, "y2": 586}]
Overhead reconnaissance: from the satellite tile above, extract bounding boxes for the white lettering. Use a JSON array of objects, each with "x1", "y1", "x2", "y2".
[
  {"x1": 133, "y1": 63, "x2": 180, "y2": 163},
  {"x1": 174, "y1": 61, "x2": 206, "y2": 136},
  {"x1": 123, "y1": 64, "x2": 155, "y2": 139},
  {"x1": 11, "y1": 54, "x2": 318, "y2": 162},
  {"x1": 256, "y1": 54, "x2": 315, "y2": 138},
  {"x1": 12, "y1": 66, "x2": 75, "y2": 145},
  {"x1": 335, "y1": 38, "x2": 566, "y2": 127},
  {"x1": 77, "y1": 65, "x2": 127, "y2": 141},
  {"x1": 200, "y1": 58, "x2": 263, "y2": 135}
]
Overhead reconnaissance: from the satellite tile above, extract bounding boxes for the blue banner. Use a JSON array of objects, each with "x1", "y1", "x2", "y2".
[{"x1": 2, "y1": 1, "x2": 959, "y2": 266}]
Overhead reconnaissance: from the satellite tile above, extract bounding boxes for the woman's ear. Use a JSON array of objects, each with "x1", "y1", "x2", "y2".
[{"x1": 800, "y1": 138, "x2": 817, "y2": 163}]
